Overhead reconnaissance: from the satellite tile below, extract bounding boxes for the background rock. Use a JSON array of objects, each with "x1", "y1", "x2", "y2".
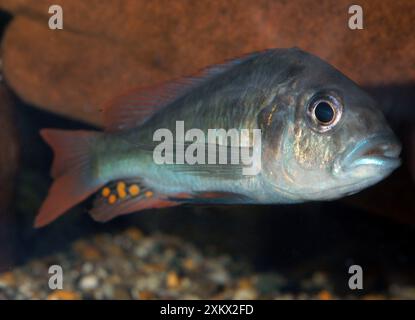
[{"x1": 0, "y1": 0, "x2": 414, "y2": 126}]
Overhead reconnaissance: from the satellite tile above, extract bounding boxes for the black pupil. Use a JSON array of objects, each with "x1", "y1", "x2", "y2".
[{"x1": 314, "y1": 101, "x2": 334, "y2": 124}]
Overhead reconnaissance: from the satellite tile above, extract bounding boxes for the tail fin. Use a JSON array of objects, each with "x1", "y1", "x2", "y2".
[{"x1": 35, "y1": 129, "x2": 103, "y2": 228}]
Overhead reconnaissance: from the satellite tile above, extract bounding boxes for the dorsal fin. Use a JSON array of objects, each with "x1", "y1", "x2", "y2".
[{"x1": 102, "y1": 52, "x2": 261, "y2": 132}]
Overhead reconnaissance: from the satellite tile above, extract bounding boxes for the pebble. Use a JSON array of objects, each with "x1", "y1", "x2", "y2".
[
  {"x1": 47, "y1": 290, "x2": 80, "y2": 300},
  {"x1": 136, "y1": 290, "x2": 154, "y2": 300},
  {"x1": 81, "y1": 263, "x2": 94, "y2": 274},
  {"x1": 0, "y1": 227, "x2": 413, "y2": 300},
  {"x1": 0, "y1": 272, "x2": 15, "y2": 287},
  {"x1": 234, "y1": 288, "x2": 258, "y2": 300},
  {"x1": 317, "y1": 290, "x2": 332, "y2": 300},
  {"x1": 124, "y1": 227, "x2": 144, "y2": 241},
  {"x1": 79, "y1": 275, "x2": 99, "y2": 290},
  {"x1": 166, "y1": 271, "x2": 180, "y2": 289},
  {"x1": 73, "y1": 241, "x2": 102, "y2": 261},
  {"x1": 182, "y1": 258, "x2": 196, "y2": 271}
]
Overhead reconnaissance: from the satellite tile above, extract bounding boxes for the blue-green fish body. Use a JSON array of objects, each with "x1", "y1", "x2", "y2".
[{"x1": 35, "y1": 48, "x2": 401, "y2": 227}]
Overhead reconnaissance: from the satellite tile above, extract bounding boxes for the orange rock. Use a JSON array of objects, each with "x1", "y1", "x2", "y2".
[
  {"x1": 182, "y1": 258, "x2": 196, "y2": 271},
  {"x1": 124, "y1": 227, "x2": 144, "y2": 241},
  {"x1": 166, "y1": 271, "x2": 180, "y2": 289},
  {"x1": 137, "y1": 290, "x2": 154, "y2": 300},
  {"x1": 237, "y1": 278, "x2": 253, "y2": 290},
  {"x1": 72, "y1": 240, "x2": 102, "y2": 261},
  {"x1": 47, "y1": 290, "x2": 81, "y2": 300},
  {"x1": 0, "y1": 271, "x2": 15, "y2": 286},
  {"x1": 143, "y1": 263, "x2": 166, "y2": 273},
  {"x1": 318, "y1": 290, "x2": 332, "y2": 300}
]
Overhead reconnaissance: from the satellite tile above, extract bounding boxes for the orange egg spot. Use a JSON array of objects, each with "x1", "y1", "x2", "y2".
[
  {"x1": 118, "y1": 189, "x2": 127, "y2": 199},
  {"x1": 128, "y1": 184, "x2": 140, "y2": 196},
  {"x1": 101, "y1": 187, "x2": 111, "y2": 198},
  {"x1": 116, "y1": 182, "x2": 127, "y2": 198},
  {"x1": 117, "y1": 181, "x2": 126, "y2": 190},
  {"x1": 108, "y1": 194, "x2": 117, "y2": 204},
  {"x1": 144, "y1": 191, "x2": 153, "y2": 198}
]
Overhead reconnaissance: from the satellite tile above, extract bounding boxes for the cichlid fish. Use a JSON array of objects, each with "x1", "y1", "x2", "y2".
[{"x1": 35, "y1": 48, "x2": 401, "y2": 227}]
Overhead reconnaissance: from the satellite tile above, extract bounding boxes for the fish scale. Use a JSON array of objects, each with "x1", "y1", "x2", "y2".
[{"x1": 34, "y1": 48, "x2": 401, "y2": 227}]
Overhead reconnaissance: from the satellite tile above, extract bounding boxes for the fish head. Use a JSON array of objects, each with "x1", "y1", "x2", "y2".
[{"x1": 261, "y1": 49, "x2": 401, "y2": 201}]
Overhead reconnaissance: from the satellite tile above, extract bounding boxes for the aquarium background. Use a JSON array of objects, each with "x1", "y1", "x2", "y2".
[{"x1": 0, "y1": 0, "x2": 414, "y2": 299}]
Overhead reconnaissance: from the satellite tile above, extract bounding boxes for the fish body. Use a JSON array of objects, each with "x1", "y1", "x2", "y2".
[{"x1": 35, "y1": 48, "x2": 401, "y2": 227}]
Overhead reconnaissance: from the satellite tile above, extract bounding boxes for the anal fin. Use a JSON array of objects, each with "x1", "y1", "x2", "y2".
[
  {"x1": 90, "y1": 181, "x2": 250, "y2": 222},
  {"x1": 89, "y1": 180, "x2": 180, "y2": 222}
]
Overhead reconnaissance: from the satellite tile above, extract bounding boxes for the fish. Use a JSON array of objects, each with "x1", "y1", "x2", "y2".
[{"x1": 35, "y1": 48, "x2": 401, "y2": 227}]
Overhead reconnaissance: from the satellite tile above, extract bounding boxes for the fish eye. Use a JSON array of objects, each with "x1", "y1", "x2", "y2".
[
  {"x1": 307, "y1": 94, "x2": 342, "y2": 132},
  {"x1": 314, "y1": 101, "x2": 334, "y2": 124}
]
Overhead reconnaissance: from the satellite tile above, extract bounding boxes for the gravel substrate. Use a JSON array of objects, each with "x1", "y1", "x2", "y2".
[{"x1": 0, "y1": 227, "x2": 414, "y2": 300}]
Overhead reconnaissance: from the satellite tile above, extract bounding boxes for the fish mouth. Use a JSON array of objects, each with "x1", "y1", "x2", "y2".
[{"x1": 337, "y1": 134, "x2": 402, "y2": 174}]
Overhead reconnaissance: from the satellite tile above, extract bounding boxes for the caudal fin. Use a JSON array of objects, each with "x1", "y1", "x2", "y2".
[{"x1": 35, "y1": 129, "x2": 103, "y2": 228}]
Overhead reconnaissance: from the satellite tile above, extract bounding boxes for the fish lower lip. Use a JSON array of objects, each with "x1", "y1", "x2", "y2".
[
  {"x1": 339, "y1": 135, "x2": 402, "y2": 171},
  {"x1": 347, "y1": 155, "x2": 401, "y2": 169}
]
